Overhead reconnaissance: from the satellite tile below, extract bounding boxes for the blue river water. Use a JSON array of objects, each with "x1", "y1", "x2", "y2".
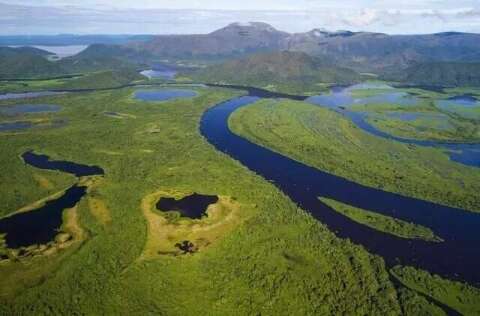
[{"x1": 201, "y1": 94, "x2": 480, "y2": 286}]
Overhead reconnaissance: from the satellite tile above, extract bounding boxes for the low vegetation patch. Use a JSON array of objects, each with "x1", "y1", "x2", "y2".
[
  {"x1": 140, "y1": 189, "x2": 244, "y2": 259},
  {"x1": 319, "y1": 197, "x2": 442, "y2": 242}
]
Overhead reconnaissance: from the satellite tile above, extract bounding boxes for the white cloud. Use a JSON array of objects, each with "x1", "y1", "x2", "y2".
[{"x1": 0, "y1": 1, "x2": 479, "y2": 35}]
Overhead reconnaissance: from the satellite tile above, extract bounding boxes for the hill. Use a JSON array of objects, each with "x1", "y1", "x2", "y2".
[
  {"x1": 388, "y1": 62, "x2": 480, "y2": 87},
  {"x1": 0, "y1": 44, "x2": 145, "y2": 79},
  {"x1": 187, "y1": 51, "x2": 361, "y2": 94},
  {"x1": 57, "y1": 44, "x2": 148, "y2": 73},
  {"x1": 0, "y1": 47, "x2": 65, "y2": 79}
]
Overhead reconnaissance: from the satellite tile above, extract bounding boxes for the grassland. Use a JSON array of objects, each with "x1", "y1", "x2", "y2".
[
  {"x1": 391, "y1": 266, "x2": 480, "y2": 315},
  {"x1": 0, "y1": 85, "x2": 414, "y2": 314},
  {"x1": 319, "y1": 197, "x2": 442, "y2": 242},
  {"x1": 229, "y1": 99, "x2": 480, "y2": 212}
]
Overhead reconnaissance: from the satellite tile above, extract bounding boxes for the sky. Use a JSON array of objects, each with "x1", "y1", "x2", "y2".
[{"x1": 0, "y1": 0, "x2": 479, "y2": 35}]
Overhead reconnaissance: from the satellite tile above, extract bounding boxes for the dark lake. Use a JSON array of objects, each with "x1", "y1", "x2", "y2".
[
  {"x1": 22, "y1": 151, "x2": 104, "y2": 177},
  {"x1": 201, "y1": 93, "x2": 480, "y2": 286},
  {"x1": 134, "y1": 89, "x2": 197, "y2": 102},
  {"x1": 0, "y1": 152, "x2": 104, "y2": 249},
  {"x1": 156, "y1": 193, "x2": 218, "y2": 219},
  {"x1": 0, "y1": 185, "x2": 87, "y2": 248}
]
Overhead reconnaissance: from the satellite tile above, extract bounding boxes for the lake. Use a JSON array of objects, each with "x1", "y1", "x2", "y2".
[
  {"x1": 0, "y1": 152, "x2": 104, "y2": 249},
  {"x1": 134, "y1": 89, "x2": 198, "y2": 102}
]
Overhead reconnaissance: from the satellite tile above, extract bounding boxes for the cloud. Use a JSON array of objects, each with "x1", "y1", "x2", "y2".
[{"x1": 0, "y1": 1, "x2": 479, "y2": 35}]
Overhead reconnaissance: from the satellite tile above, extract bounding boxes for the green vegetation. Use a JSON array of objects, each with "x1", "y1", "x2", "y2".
[
  {"x1": 348, "y1": 85, "x2": 480, "y2": 142},
  {"x1": 0, "y1": 86, "x2": 408, "y2": 314},
  {"x1": 367, "y1": 111, "x2": 480, "y2": 143},
  {"x1": 395, "y1": 62, "x2": 480, "y2": 87},
  {"x1": 319, "y1": 197, "x2": 442, "y2": 242},
  {"x1": 397, "y1": 288, "x2": 446, "y2": 316},
  {"x1": 58, "y1": 69, "x2": 145, "y2": 90},
  {"x1": 187, "y1": 51, "x2": 361, "y2": 95},
  {"x1": 0, "y1": 69, "x2": 147, "y2": 94},
  {"x1": 391, "y1": 266, "x2": 480, "y2": 315},
  {"x1": 229, "y1": 99, "x2": 480, "y2": 212},
  {"x1": 0, "y1": 47, "x2": 66, "y2": 79}
]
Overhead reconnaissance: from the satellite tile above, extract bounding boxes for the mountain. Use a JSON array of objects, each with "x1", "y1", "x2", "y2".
[
  {"x1": 187, "y1": 51, "x2": 361, "y2": 94},
  {"x1": 133, "y1": 22, "x2": 480, "y2": 74},
  {"x1": 287, "y1": 31, "x2": 480, "y2": 73},
  {"x1": 129, "y1": 22, "x2": 289, "y2": 59},
  {"x1": 390, "y1": 62, "x2": 480, "y2": 87}
]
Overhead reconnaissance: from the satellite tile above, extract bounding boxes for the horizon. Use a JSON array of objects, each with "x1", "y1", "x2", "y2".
[
  {"x1": 1, "y1": 1, "x2": 479, "y2": 35},
  {"x1": 1, "y1": 21, "x2": 480, "y2": 38}
]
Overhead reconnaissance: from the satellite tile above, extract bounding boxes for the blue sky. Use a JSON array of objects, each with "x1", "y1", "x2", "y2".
[{"x1": 1, "y1": 1, "x2": 479, "y2": 35}]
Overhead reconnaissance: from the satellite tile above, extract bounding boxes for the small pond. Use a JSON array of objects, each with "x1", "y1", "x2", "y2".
[
  {"x1": 156, "y1": 193, "x2": 219, "y2": 219},
  {"x1": 0, "y1": 91, "x2": 65, "y2": 101},
  {"x1": 0, "y1": 121, "x2": 33, "y2": 132},
  {"x1": 134, "y1": 89, "x2": 198, "y2": 102},
  {"x1": 0, "y1": 119, "x2": 68, "y2": 133},
  {"x1": 0, "y1": 104, "x2": 61, "y2": 116}
]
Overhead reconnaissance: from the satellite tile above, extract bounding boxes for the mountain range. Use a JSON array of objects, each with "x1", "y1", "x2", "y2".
[
  {"x1": 131, "y1": 22, "x2": 480, "y2": 75},
  {"x1": 1, "y1": 22, "x2": 480, "y2": 87}
]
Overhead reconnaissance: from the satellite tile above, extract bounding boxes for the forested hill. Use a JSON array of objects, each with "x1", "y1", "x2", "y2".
[
  {"x1": 389, "y1": 62, "x2": 480, "y2": 87},
  {"x1": 0, "y1": 44, "x2": 144, "y2": 79},
  {"x1": 187, "y1": 51, "x2": 361, "y2": 93}
]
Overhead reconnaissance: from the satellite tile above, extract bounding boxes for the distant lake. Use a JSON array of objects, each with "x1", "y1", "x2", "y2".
[
  {"x1": 134, "y1": 89, "x2": 197, "y2": 102},
  {"x1": 0, "y1": 91, "x2": 66, "y2": 101},
  {"x1": 140, "y1": 69, "x2": 177, "y2": 80},
  {"x1": 436, "y1": 96, "x2": 479, "y2": 109},
  {"x1": 8, "y1": 45, "x2": 87, "y2": 58}
]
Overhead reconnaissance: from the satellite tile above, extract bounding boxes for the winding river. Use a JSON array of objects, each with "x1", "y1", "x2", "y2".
[
  {"x1": 2, "y1": 82, "x2": 480, "y2": 285},
  {"x1": 200, "y1": 93, "x2": 480, "y2": 286}
]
